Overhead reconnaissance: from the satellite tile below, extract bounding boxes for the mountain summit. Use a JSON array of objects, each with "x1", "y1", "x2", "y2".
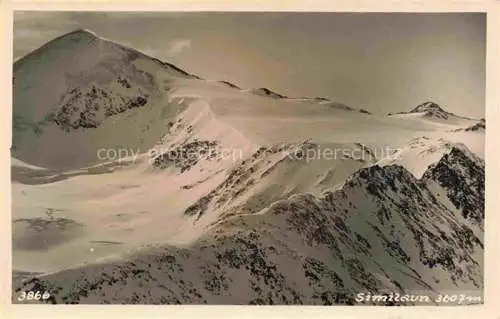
[
  {"x1": 12, "y1": 29, "x2": 198, "y2": 168},
  {"x1": 388, "y1": 101, "x2": 477, "y2": 125},
  {"x1": 410, "y1": 101, "x2": 445, "y2": 113},
  {"x1": 61, "y1": 28, "x2": 99, "y2": 40},
  {"x1": 408, "y1": 101, "x2": 450, "y2": 119}
]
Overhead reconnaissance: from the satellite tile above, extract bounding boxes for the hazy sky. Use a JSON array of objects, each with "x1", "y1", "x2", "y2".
[{"x1": 14, "y1": 12, "x2": 486, "y2": 117}]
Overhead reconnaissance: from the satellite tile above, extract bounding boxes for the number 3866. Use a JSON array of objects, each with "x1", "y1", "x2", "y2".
[{"x1": 17, "y1": 291, "x2": 50, "y2": 301}]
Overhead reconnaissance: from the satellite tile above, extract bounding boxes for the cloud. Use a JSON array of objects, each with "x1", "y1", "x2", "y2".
[{"x1": 167, "y1": 39, "x2": 192, "y2": 56}]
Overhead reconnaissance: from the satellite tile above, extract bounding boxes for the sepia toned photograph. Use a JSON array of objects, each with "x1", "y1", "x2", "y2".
[{"x1": 11, "y1": 11, "x2": 486, "y2": 305}]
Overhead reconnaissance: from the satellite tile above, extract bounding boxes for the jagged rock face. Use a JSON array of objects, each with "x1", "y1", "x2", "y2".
[
  {"x1": 422, "y1": 147, "x2": 485, "y2": 228},
  {"x1": 152, "y1": 139, "x2": 220, "y2": 173},
  {"x1": 15, "y1": 150, "x2": 483, "y2": 305},
  {"x1": 53, "y1": 82, "x2": 150, "y2": 131}
]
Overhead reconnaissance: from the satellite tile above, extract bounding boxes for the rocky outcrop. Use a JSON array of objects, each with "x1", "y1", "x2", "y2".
[
  {"x1": 251, "y1": 87, "x2": 288, "y2": 99},
  {"x1": 422, "y1": 146, "x2": 485, "y2": 228},
  {"x1": 53, "y1": 83, "x2": 150, "y2": 131}
]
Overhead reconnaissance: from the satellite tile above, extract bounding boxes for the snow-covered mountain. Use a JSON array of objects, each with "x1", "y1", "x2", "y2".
[
  {"x1": 14, "y1": 146, "x2": 483, "y2": 305},
  {"x1": 11, "y1": 29, "x2": 485, "y2": 305},
  {"x1": 13, "y1": 28, "x2": 197, "y2": 169},
  {"x1": 408, "y1": 101, "x2": 454, "y2": 119},
  {"x1": 388, "y1": 102, "x2": 477, "y2": 127}
]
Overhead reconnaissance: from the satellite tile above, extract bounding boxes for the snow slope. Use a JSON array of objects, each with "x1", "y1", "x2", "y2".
[{"x1": 375, "y1": 136, "x2": 483, "y2": 179}]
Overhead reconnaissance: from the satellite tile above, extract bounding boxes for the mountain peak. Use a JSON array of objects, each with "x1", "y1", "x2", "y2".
[
  {"x1": 410, "y1": 101, "x2": 445, "y2": 113},
  {"x1": 404, "y1": 101, "x2": 451, "y2": 120},
  {"x1": 56, "y1": 28, "x2": 100, "y2": 43},
  {"x1": 68, "y1": 28, "x2": 98, "y2": 37}
]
